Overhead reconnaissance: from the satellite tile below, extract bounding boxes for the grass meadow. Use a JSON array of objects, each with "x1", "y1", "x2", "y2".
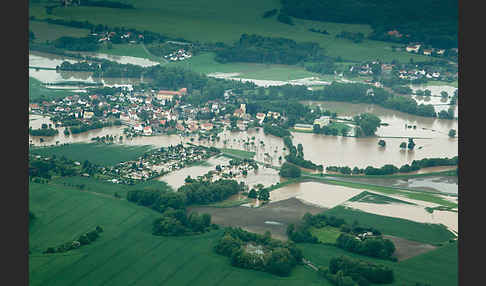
[
  {"x1": 29, "y1": 0, "x2": 432, "y2": 63},
  {"x1": 324, "y1": 205, "x2": 455, "y2": 245}
]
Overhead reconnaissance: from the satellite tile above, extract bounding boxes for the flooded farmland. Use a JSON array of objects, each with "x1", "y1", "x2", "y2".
[
  {"x1": 269, "y1": 182, "x2": 363, "y2": 208},
  {"x1": 188, "y1": 198, "x2": 326, "y2": 241}
]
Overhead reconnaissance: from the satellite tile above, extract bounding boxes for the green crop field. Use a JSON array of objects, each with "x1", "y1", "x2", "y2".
[
  {"x1": 299, "y1": 241, "x2": 458, "y2": 286},
  {"x1": 220, "y1": 148, "x2": 256, "y2": 159},
  {"x1": 30, "y1": 143, "x2": 154, "y2": 166},
  {"x1": 29, "y1": 20, "x2": 90, "y2": 42},
  {"x1": 310, "y1": 226, "x2": 342, "y2": 244},
  {"x1": 348, "y1": 191, "x2": 416, "y2": 205},
  {"x1": 29, "y1": 180, "x2": 330, "y2": 286},
  {"x1": 29, "y1": 77, "x2": 77, "y2": 102},
  {"x1": 324, "y1": 205, "x2": 455, "y2": 244},
  {"x1": 29, "y1": 0, "x2": 432, "y2": 63}
]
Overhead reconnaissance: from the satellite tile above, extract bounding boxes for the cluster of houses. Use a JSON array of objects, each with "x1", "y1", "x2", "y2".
[
  {"x1": 163, "y1": 49, "x2": 192, "y2": 61},
  {"x1": 405, "y1": 43, "x2": 448, "y2": 57},
  {"x1": 29, "y1": 84, "x2": 290, "y2": 141},
  {"x1": 95, "y1": 31, "x2": 143, "y2": 44},
  {"x1": 102, "y1": 144, "x2": 217, "y2": 184}
]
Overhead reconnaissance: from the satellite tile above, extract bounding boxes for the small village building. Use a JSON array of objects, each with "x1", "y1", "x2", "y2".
[
  {"x1": 406, "y1": 44, "x2": 421, "y2": 53},
  {"x1": 143, "y1": 126, "x2": 153, "y2": 136},
  {"x1": 293, "y1": 124, "x2": 314, "y2": 131},
  {"x1": 133, "y1": 124, "x2": 143, "y2": 132},
  {"x1": 156, "y1": 88, "x2": 187, "y2": 101},
  {"x1": 313, "y1": 116, "x2": 331, "y2": 128},
  {"x1": 201, "y1": 123, "x2": 214, "y2": 131},
  {"x1": 83, "y1": 111, "x2": 94, "y2": 119},
  {"x1": 423, "y1": 49, "x2": 433, "y2": 56}
]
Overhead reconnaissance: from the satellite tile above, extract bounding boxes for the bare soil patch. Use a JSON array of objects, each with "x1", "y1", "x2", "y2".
[
  {"x1": 188, "y1": 198, "x2": 326, "y2": 240},
  {"x1": 384, "y1": 235, "x2": 437, "y2": 261}
]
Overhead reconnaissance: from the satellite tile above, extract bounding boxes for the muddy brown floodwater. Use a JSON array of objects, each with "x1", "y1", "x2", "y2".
[{"x1": 188, "y1": 198, "x2": 326, "y2": 241}]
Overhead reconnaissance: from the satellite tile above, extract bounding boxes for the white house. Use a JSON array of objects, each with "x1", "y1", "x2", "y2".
[{"x1": 313, "y1": 116, "x2": 331, "y2": 128}]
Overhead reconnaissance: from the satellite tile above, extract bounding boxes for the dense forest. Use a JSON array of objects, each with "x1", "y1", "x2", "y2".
[
  {"x1": 280, "y1": 0, "x2": 457, "y2": 48},
  {"x1": 214, "y1": 34, "x2": 325, "y2": 65}
]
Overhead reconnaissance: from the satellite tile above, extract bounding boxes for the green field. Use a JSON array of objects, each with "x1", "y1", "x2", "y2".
[
  {"x1": 220, "y1": 148, "x2": 256, "y2": 159},
  {"x1": 29, "y1": 180, "x2": 329, "y2": 286},
  {"x1": 29, "y1": 0, "x2": 432, "y2": 63},
  {"x1": 97, "y1": 43, "x2": 167, "y2": 63},
  {"x1": 29, "y1": 20, "x2": 90, "y2": 42},
  {"x1": 348, "y1": 191, "x2": 416, "y2": 205},
  {"x1": 30, "y1": 143, "x2": 154, "y2": 166},
  {"x1": 29, "y1": 176, "x2": 457, "y2": 285},
  {"x1": 29, "y1": 77, "x2": 77, "y2": 102},
  {"x1": 310, "y1": 226, "x2": 342, "y2": 244},
  {"x1": 299, "y1": 241, "x2": 458, "y2": 286},
  {"x1": 324, "y1": 206, "x2": 455, "y2": 245}
]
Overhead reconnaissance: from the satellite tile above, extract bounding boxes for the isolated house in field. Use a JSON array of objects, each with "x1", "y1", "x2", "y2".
[{"x1": 406, "y1": 44, "x2": 421, "y2": 53}]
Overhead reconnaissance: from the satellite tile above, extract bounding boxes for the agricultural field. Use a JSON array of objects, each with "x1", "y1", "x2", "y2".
[
  {"x1": 348, "y1": 191, "x2": 416, "y2": 205},
  {"x1": 324, "y1": 205, "x2": 455, "y2": 245},
  {"x1": 28, "y1": 0, "x2": 432, "y2": 63},
  {"x1": 220, "y1": 148, "x2": 256, "y2": 159},
  {"x1": 30, "y1": 143, "x2": 154, "y2": 166},
  {"x1": 29, "y1": 77, "x2": 77, "y2": 102},
  {"x1": 299, "y1": 241, "x2": 458, "y2": 286},
  {"x1": 29, "y1": 181, "x2": 329, "y2": 286},
  {"x1": 29, "y1": 20, "x2": 90, "y2": 42}
]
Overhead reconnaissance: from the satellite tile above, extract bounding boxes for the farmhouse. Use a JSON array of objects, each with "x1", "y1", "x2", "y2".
[
  {"x1": 406, "y1": 44, "x2": 421, "y2": 53},
  {"x1": 313, "y1": 116, "x2": 331, "y2": 128},
  {"x1": 423, "y1": 49, "x2": 433, "y2": 56}
]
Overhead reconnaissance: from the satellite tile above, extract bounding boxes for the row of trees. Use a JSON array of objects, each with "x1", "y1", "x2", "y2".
[
  {"x1": 29, "y1": 127, "x2": 59, "y2": 136},
  {"x1": 44, "y1": 226, "x2": 103, "y2": 254},
  {"x1": 326, "y1": 156, "x2": 458, "y2": 175},
  {"x1": 280, "y1": 0, "x2": 457, "y2": 48},
  {"x1": 126, "y1": 179, "x2": 245, "y2": 236},
  {"x1": 287, "y1": 213, "x2": 381, "y2": 244},
  {"x1": 282, "y1": 136, "x2": 323, "y2": 170},
  {"x1": 214, "y1": 227, "x2": 303, "y2": 276},
  {"x1": 336, "y1": 233, "x2": 396, "y2": 260},
  {"x1": 319, "y1": 255, "x2": 395, "y2": 286},
  {"x1": 279, "y1": 162, "x2": 302, "y2": 178},
  {"x1": 214, "y1": 34, "x2": 325, "y2": 65}
]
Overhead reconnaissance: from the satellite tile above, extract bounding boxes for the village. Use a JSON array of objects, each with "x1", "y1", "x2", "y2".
[{"x1": 28, "y1": 85, "x2": 298, "y2": 140}]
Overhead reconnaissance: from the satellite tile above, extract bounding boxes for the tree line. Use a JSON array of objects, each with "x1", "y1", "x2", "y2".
[
  {"x1": 282, "y1": 136, "x2": 323, "y2": 171},
  {"x1": 127, "y1": 178, "x2": 245, "y2": 236},
  {"x1": 214, "y1": 34, "x2": 325, "y2": 65},
  {"x1": 280, "y1": 0, "x2": 457, "y2": 48},
  {"x1": 287, "y1": 212, "x2": 395, "y2": 260},
  {"x1": 319, "y1": 255, "x2": 395, "y2": 286},
  {"x1": 326, "y1": 156, "x2": 458, "y2": 175},
  {"x1": 214, "y1": 227, "x2": 303, "y2": 276},
  {"x1": 44, "y1": 226, "x2": 103, "y2": 254}
]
